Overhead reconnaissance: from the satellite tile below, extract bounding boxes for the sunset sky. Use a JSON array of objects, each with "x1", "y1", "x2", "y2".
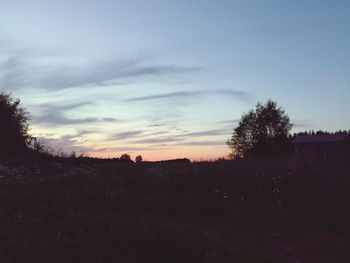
[{"x1": 1, "y1": 0, "x2": 349, "y2": 160}]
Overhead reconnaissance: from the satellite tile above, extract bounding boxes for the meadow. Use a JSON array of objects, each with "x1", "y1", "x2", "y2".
[{"x1": 0, "y1": 158, "x2": 349, "y2": 262}]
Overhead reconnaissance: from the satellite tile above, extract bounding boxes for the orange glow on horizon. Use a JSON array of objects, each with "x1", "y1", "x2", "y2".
[{"x1": 86, "y1": 147, "x2": 229, "y2": 161}]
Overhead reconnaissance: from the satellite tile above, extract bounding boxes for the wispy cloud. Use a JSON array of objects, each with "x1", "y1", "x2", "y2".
[
  {"x1": 178, "y1": 140, "x2": 225, "y2": 146},
  {"x1": 109, "y1": 130, "x2": 144, "y2": 140},
  {"x1": 59, "y1": 129, "x2": 96, "y2": 140},
  {"x1": 109, "y1": 129, "x2": 173, "y2": 141},
  {"x1": 181, "y1": 129, "x2": 229, "y2": 138},
  {"x1": 0, "y1": 56, "x2": 28, "y2": 90},
  {"x1": 125, "y1": 89, "x2": 251, "y2": 102},
  {"x1": 38, "y1": 61, "x2": 201, "y2": 90},
  {"x1": 130, "y1": 128, "x2": 229, "y2": 145},
  {"x1": 31, "y1": 102, "x2": 121, "y2": 126},
  {"x1": 217, "y1": 119, "x2": 240, "y2": 125},
  {"x1": 36, "y1": 136, "x2": 94, "y2": 153},
  {"x1": 0, "y1": 45, "x2": 202, "y2": 91},
  {"x1": 132, "y1": 137, "x2": 184, "y2": 144},
  {"x1": 35, "y1": 101, "x2": 91, "y2": 112},
  {"x1": 126, "y1": 91, "x2": 196, "y2": 101},
  {"x1": 34, "y1": 115, "x2": 120, "y2": 125},
  {"x1": 92, "y1": 145, "x2": 166, "y2": 153},
  {"x1": 292, "y1": 119, "x2": 313, "y2": 129}
]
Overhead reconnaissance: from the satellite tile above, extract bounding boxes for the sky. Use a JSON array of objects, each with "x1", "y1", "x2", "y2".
[{"x1": 1, "y1": 0, "x2": 349, "y2": 161}]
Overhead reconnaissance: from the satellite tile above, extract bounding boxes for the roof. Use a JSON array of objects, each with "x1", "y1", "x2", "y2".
[{"x1": 292, "y1": 134, "x2": 350, "y2": 144}]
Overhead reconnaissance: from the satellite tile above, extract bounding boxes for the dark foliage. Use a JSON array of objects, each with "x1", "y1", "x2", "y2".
[
  {"x1": 135, "y1": 155, "x2": 143, "y2": 163},
  {"x1": 120, "y1": 153, "x2": 132, "y2": 162},
  {"x1": 291, "y1": 129, "x2": 350, "y2": 137},
  {"x1": 227, "y1": 100, "x2": 292, "y2": 158},
  {"x1": 0, "y1": 92, "x2": 30, "y2": 158}
]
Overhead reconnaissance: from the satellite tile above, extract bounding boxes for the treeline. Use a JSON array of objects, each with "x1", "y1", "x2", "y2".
[
  {"x1": 242, "y1": 130, "x2": 350, "y2": 159},
  {"x1": 291, "y1": 130, "x2": 350, "y2": 136}
]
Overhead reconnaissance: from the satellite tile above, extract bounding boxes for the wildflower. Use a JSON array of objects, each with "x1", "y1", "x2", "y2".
[{"x1": 273, "y1": 187, "x2": 280, "y2": 193}]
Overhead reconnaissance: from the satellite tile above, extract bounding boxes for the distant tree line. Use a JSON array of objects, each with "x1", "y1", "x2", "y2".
[{"x1": 290, "y1": 130, "x2": 350, "y2": 136}]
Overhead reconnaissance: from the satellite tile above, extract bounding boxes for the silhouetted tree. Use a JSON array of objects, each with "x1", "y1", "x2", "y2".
[
  {"x1": 120, "y1": 153, "x2": 131, "y2": 162},
  {"x1": 227, "y1": 100, "x2": 292, "y2": 158},
  {"x1": 135, "y1": 155, "x2": 143, "y2": 163},
  {"x1": 0, "y1": 92, "x2": 30, "y2": 156}
]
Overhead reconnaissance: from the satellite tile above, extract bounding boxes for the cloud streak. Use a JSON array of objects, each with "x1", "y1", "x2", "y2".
[
  {"x1": 178, "y1": 140, "x2": 225, "y2": 146},
  {"x1": 130, "y1": 128, "x2": 229, "y2": 145},
  {"x1": 31, "y1": 102, "x2": 121, "y2": 126},
  {"x1": 0, "y1": 47, "x2": 202, "y2": 91},
  {"x1": 292, "y1": 119, "x2": 313, "y2": 129},
  {"x1": 34, "y1": 115, "x2": 120, "y2": 125},
  {"x1": 109, "y1": 130, "x2": 144, "y2": 140},
  {"x1": 125, "y1": 89, "x2": 252, "y2": 102},
  {"x1": 39, "y1": 61, "x2": 202, "y2": 90}
]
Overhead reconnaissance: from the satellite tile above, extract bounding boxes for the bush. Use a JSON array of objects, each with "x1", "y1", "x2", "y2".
[
  {"x1": 135, "y1": 155, "x2": 143, "y2": 163},
  {"x1": 120, "y1": 153, "x2": 132, "y2": 162}
]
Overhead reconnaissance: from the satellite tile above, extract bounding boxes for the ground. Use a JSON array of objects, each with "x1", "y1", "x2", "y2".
[{"x1": 0, "y1": 159, "x2": 349, "y2": 262}]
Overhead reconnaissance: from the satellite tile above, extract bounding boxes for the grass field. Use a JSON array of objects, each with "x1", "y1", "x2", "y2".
[{"x1": 0, "y1": 159, "x2": 349, "y2": 262}]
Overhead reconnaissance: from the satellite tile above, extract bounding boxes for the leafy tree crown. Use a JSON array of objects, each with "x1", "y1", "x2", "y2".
[{"x1": 227, "y1": 100, "x2": 292, "y2": 158}]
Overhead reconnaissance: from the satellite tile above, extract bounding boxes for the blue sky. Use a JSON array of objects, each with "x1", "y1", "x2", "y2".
[{"x1": 1, "y1": 0, "x2": 349, "y2": 160}]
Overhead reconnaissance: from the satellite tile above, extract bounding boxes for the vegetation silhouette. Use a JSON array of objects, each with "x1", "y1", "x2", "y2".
[
  {"x1": 120, "y1": 153, "x2": 132, "y2": 162},
  {"x1": 227, "y1": 99, "x2": 292, "y2": 159},
  {"x1": 0, "y1": 92, "x2": 31, "y2": 159},
  {"x1": 291, "y1": 129, "x2": 350, "y2": 136},
  {"x1": 135, "y1": 155, "x2": 143, "y2": 163}
]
